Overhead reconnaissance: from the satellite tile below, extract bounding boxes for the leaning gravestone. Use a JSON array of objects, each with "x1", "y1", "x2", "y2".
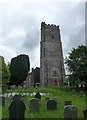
[
  {"x1": 83, "y1": 108, "x2": 87, "y2": 120},
  {"x1": 64, "y1": 100, "x2": 72, "y2": 106},
  {"x1": 35, "y1": 92, "x2": 41, "y2": 100},
  {"x1": 64, "y1": 105, "x2": 78, "y2": 120},
  {"x1": 47, "y1": 99, "x2": 57, "y2": 110},
  {"x1": 8, "y1": 95, "x2": 26, "y2": 119},
  {"x1": 30, "y1": 98, "x2": 39, "y2": 112}
]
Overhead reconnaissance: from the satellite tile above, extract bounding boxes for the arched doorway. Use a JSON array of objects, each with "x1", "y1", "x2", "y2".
[{"x1": 53, "y1": 80, "x2": 58, "y2": 86}]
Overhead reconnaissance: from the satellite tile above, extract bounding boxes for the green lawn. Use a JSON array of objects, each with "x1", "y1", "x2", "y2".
[{"x1": 1, "y1": 86, "x2": 85, "y2": 118}]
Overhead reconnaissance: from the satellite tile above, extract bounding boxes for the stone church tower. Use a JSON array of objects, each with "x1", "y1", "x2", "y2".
[{"x1": 40, "y1": 22, "x2": 64, "y2": 87}]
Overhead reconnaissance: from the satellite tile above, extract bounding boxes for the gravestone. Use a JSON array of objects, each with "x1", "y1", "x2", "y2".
[
  {"x1": 9, "y1": 96, "x2": 26, "y2": 119},
  {"x1": 18, "y1": 85, "x2": 22, "y2": 89},
  {"x1": 64, "y1": 105, "x2": 78, "y2": 119},
  {"x1": 30, "y1": 93, "x2": 33, "y2": 96},
  {"x1": 83, "y1": 108, "x2": 87, "y2": 120},
  {"x1": 64, "y1": 100, "x2": 72, "y2": 106},
  {"x1": 30, "y1": 98, "x2": 39, "y2": 112},
  {"x1": 47, "y1": 99, "x2": 57, "y2": 110},
  {"x1": 35, "y1": 92, "x2": 41, "y2": 100}
]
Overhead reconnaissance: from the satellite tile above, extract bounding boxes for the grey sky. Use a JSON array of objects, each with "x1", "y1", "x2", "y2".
[{"x1": 0, "y1": 0, "x2": 85, "y2": 69}]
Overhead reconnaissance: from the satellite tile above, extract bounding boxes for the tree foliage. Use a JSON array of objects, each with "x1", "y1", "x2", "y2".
[
  {"x1": 9, "y1": 54, "x2": 30, "y2": 85},
  {"x1": 0, "y1": 56, "x2": 10, "y2": 86},
  {"x1": 65, "y1": 45, "x2": 87, "y2": 85}
]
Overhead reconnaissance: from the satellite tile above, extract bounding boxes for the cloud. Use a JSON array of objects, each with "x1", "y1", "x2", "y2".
[{"x1": 0, "y1": 0, "x2": 85, "y2": 69}]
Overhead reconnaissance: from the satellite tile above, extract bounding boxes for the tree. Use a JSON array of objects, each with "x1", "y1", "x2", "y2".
[
  {"x1": 0, "y1": 56, "x2": 10, "y2": 86},
  {"x1": 9, "y1": 54, "x2": 30, "y2": 85},
  {"x1": 65, "y1": 45, "x2": 87, "y2": 90}
]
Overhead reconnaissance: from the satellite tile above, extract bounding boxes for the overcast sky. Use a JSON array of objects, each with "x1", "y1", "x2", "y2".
[{"x1": 0, "y1": 0, "x2": 85, "y2": 69}]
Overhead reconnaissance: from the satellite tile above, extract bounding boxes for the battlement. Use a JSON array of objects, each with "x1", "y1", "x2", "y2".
[{"x1": 41, "y1": 22, "x2": 59, "y2": 28}]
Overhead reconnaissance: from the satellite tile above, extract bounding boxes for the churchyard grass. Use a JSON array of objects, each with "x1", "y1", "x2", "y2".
[{"x1": 2, "y1": 86, "x2": 85, "y2": 118}]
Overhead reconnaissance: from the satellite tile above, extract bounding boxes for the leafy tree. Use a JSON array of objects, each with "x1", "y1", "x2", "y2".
[
  {"x1": 9, "y1": 54, "x2": 30, "y2": 85},
  {"x1": 65, "y1": 45, "x2": 87, "y2": 90},
  {"x1": 0, "y1": 56, "x2": 10, "y2": 86}
]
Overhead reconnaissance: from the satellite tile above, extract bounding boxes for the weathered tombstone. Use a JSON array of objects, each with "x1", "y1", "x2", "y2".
[
  {"x1": 8, "y1": 93, "x2": 12, "y2": 97},
  {"x1": 35, "y1": 92, "x2": 41, "y2": 100},
  {"x1": 10, "y1": 85, "x2": 16, "y2": 90},
  {"x1": 83, "y1": 108, "x2": 87, "y2": 120},
  {"x1": 33, "y1": 92, "x2": 36, "y2": 96},
  {"x1": 47, "y1": 99, "x2": 57, "y2": 110},
  {"x1": 64, "y1": 100, "x2": 72, "y2": 106},
  {"x1": 3, "y1": 93, "x2": 8, "y2": 97},
  {"x1": 64, "y1": 105, "x2": 78, "y2": 119},
  {"x1": 9, "y1": 96, "x2": 26, "y2": 119},
  {"x1": 47, "y1": 93, "x2": 50, "y2": 95},
  {"x1": 22, "y1": 93, "x2": 26, "y2": 96},
  {"x1": 30, "y1": 93, "x2": 33, "y2": 96},
  {"x1": 18, "y1": 85, "x2": 22, "y2": 89},
  {"x1": 11, "y1": 92, "x2": 16, "y2": 97},
  {"x1": 40, "y1": 93, "x2": 44, "y2": 96},
  {"x1": 30, "y1": 98, "x2": 39, "y2": 112}
]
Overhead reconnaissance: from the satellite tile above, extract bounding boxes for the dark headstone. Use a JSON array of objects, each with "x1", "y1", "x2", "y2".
[
  {"x1": 83, "y1": 108, "x2": 87, "y2": 120},
  {"x1": 47, "y1": 99, "x2": 57, "y2": 110},
  {"x1": 35, "y1": 92, "x2": 41, "y2": 100},
  {"x1": 9, "y1": 99, "x2": 26, "y2": 119},
  {"x1": 64, "y1": 105, "x2": 78, "y2": 119},
  {"x1": 64, "y1": 100, "x2": 72, "y2": 106},
  {"x1": 30, "y1": 98, "x2": 39, "y2": 112}
]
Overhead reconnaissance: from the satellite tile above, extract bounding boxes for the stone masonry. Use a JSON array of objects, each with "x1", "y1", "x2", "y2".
[{"x1": 40, "y1": 22, "x2": 65, "y2": 87}]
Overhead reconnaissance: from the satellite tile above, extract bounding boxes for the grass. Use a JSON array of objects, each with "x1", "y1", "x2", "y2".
[{"x1": 1, "y1": 86, "x2": 86, "y2": 118}]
